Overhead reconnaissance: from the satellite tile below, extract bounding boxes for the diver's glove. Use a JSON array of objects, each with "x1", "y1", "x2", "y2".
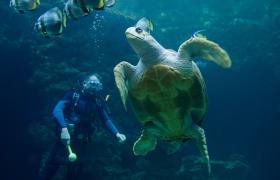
[
  {"x1": 116, "y1": 133, "x2": 126, "y2": 143},
  {"x1": 61, "y1": 127, "x2": 71, "y2": 145}
]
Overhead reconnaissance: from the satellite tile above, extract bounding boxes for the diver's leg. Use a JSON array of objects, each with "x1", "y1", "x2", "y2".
[
  {"x1": 65, "y1": 138, "x2": 87, "y2": 180},
  {"x1": 133, "y1": 122, "x2": 159, "y2": 156},
  {"x1": 38, "y1": 141, "x2": 68, "y2": 180},
  {"x1": 66, "y1": 161, "x2": 83, "y2": 180},
  {"x1": 38, "y1": 159, "x2": 59, "y2": 180},
  {"x1": 192, "y1": 125, "x2": 211, "y2": 176}
]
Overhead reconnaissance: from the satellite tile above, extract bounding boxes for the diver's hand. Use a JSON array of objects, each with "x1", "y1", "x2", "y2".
[
  {"x1": 61, "y1": 127, "x2": 70, "y2": 145},
  {"x1": 116, "y1": 133, "x2": 126, "y2": 143}
]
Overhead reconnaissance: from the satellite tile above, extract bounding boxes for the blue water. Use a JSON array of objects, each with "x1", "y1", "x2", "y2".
[{"x1": 0, "y1": 0, "x2": 279, "y2": 179}]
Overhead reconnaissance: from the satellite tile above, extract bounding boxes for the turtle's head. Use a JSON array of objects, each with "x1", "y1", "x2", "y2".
[{"x1": 125, "y1": 27, "x2": 164, "y2": 60}]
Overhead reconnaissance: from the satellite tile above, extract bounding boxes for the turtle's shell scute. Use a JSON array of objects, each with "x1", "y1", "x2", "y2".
[{"x1": 129, "y1": 63, "x2": 208, "y2": 140}]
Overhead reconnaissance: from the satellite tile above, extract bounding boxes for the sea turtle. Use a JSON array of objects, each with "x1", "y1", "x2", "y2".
[{"x1": 114, "y1": 21, "x2": 231, "y2": 174}]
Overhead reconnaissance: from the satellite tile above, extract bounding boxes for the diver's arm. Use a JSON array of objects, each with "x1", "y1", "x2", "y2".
[
  {"x1": 52, "y1": 100, "x2": 69, "y2": 128},
  {"x1": 53, "y1": 91, "x2": 73, "y2": 145},
  {"x1": 97, "y1": 99, "x2": 126, "y2": 142},
  {"x1": 52, "y1": 91, "x2": 73, "y2": 128},
  {"x1": 53, "y1": 100, "x2": 71, "y2": 145},
  {"x1": 98, "y1": 105, "x2": 119, "y2": 136}
]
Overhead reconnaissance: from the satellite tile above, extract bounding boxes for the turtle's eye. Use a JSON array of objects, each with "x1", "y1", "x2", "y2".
[{"x1": 135, "y1": 27, "x2": 143, "y2": 34}]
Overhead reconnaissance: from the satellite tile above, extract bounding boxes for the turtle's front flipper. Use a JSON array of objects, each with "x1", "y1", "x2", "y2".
[
  {"x1": 178, "y1": 37, "x2": 232, "y2": 68},
  {"x1": 133, "y1": 123, "x2": 158, "y2": 156},
  {"x1": 193, "y1": 125, "x2": 211, "y2": 176},
  {"x1": 113, "y1": 61, "x2": 135, "y2": 110}
]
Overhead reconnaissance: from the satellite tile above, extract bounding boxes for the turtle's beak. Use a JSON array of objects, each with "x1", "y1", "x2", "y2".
[{"x1": 126, "y1": 33, "x2": 142, "y2": 40}]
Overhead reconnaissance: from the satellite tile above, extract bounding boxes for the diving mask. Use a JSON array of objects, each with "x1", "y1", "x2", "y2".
[{"x1": 83, "y1": 75, "x2": 103, "y2": 95}]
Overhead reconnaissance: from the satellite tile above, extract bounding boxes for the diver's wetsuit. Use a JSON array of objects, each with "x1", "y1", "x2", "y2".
[{"x1": 39, "y1": 90, "x2": 119, "y2": 180}]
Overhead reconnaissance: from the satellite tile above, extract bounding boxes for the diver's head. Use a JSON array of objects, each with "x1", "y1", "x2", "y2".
[{"x1": 82, "y1": 74, "x2": 103, "y2": 95}]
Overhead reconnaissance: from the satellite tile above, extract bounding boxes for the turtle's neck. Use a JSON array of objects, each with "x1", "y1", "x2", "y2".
[{"x1": 137, "y1": 40, "x2": 166, "y2": 66}]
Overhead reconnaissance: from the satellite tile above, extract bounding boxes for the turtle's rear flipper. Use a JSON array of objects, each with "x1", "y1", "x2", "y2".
[
  {"x1": 133, "y1": 133, "x2": 157, "y2": 156},
  {"x1": 193, "y1": 125, "x2": 211, "y2": 176},
  {"x1": 178, "y1": 37, "x2": 232, "y2": 68},
  {"x1": 133, "y1": 123, "x2": 158, "y2": 156}
]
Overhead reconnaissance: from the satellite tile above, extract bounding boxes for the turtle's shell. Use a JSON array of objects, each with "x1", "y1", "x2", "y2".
[{"x1": 129, "y1": 61, "x2": 208, "y2": 141}]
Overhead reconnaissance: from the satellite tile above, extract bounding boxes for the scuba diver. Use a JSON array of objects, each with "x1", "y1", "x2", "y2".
[
  {"x1": 38, "y1": 74, "x2": 126, "y2": 180},
  {"x1": 34, "y1": 0, "x2": 116, "y2": 37}
]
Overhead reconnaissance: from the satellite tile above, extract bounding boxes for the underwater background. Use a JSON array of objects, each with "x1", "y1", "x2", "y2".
[{"x1": 0, "y1": 0, "x2": 280, "y2": 179}]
